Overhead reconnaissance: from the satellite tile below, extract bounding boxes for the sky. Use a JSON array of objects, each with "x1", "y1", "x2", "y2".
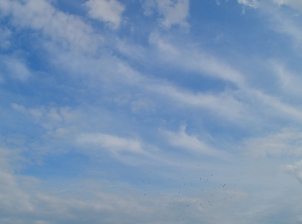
[{"x1": 1, "y1": 0, "x2": 302, "y2": 223}]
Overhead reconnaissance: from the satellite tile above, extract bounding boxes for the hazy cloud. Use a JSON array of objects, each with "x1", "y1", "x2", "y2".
[
  {"x1": 143, "y1": 0, "x2": 190, "y2": 28},
  {"x1": 285, "y1": 160, "x2": 302, "y2": 182},
  {"x1": 241, "y1": 128, "x2": 302, "y2": 157},
  {"x1": 162, "y1": 126, "x2": 229, "y2": 158},
  {"x1": 272, "y1": 0, "x2": 302, "y2": 12},
  {"x1": 0, "y1": 0, "x2": 101, "y2": 53},
  {"x1": 85, "y1": 0, "x2": 125, "y2": 29},
  {"x1": 237, "y1": 0, "x2": 259, "y2": 8},
  {"x1": 2, "y1": 57, "x2": 32, "y2": 81}
]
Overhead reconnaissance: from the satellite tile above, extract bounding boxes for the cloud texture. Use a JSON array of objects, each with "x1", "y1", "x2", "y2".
[{"x1": 1, "y1": 0, "x2": 302, "y2": 223}]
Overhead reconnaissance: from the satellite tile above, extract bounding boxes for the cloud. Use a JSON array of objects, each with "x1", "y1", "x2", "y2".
[
  {"x1": 162, "y1": 126, "x2": 229, "y2": 158},
  {"x1": 3, "y1": 0, "x2": 302, "y2": 223},
  {"x1": 263, "y1": 5, "x2": 302, "y2": 49},
  {"x1": 0, "y1": 0, "x2": 101, "y2": 53},
  {"x1": 237, "y1": 0, "x2": 259, "y2": 8},
  {"x1": 76, "y1": 132, "x2": 172, "y2": 166},
  {"x1": 84, "y1": 52, "x2": 248, "y2": 121},
  {"x1": 143, "y1": 0, "x2": 190, "y2": 28},
  {"x1": 11, "y1": 104, "x2": 78, "y2": 124},
  {"x1": 0, "y1": 26, "x2": 11, "y2": 49},
  {"x1": 0, "y1": 147, "x2": 279, "y2": 224},
  {"x1": 241, "y1": 128, "x2": 302, "y2": 157},
  {"x1": 285, "y1": 160, "x2": 302, "y2": 182},
  {"x1": 151, "y1": 83, "x2": 247, "y2": 122},
  {"x1": 130, "y1": 98, "x2": 155, "y2": 113},
  {"x1": 270, "y1": 60, "x2": 302, "y2": 96},
  {"x1": 0, "y1": 170, "x2": 249, "y2": 224},
  {"x1": 238, "y1": 0, "x2": 302, "y2": 47},
  {"x1": 148, "y1": 33, "x2": 246, "y2": 87},
  {"x1": 251, "y1": 89, "x2": 302, "y2": 123},
  {"x1": 85, "y1": 0, "x2": 125, "y2": 29},
  {"x1": 77, "y1": 133, "x2": 145, "y2": 154},
  {"x1": 11, "y1": 103, "x2": 27, "y2": 114},
  {"x1": 11, "y1": 103, "x2": 80, "y2": 140},
  {"x1": 1, "y1": 57, "x2": 32, "y2": 81},
  {"x1": 148, "y1": 37, "x2": 302, "y2": 123},
  {"x1": 45, "y1": 44, "x2": 248, "y2": 123},
  {"x1": 0, "y1": 151, "x2": 296, "y2": 224},
  {"x1": 19, "y1": 14, "x2": 302, "y2": 131},
  {"x1": 272, "y1": 0, "x2": 302, "y2": 12},
  {"x1": 118, "y1": 33, "x2": 302, "y2": 125}
]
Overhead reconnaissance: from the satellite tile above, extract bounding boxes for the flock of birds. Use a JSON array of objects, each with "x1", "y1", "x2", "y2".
[{"x1": 127, "y1": 167, "x2": 241, "y2": 222}]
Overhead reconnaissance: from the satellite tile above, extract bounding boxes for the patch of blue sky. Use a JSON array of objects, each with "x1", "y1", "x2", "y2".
[{"x1": 53, "y1": 0, "x2": 88, "y2": 16}]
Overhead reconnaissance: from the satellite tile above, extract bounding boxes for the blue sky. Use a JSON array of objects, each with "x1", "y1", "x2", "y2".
[{"x1": 1, "y1": 0, "x2": 302, "y2": 223}]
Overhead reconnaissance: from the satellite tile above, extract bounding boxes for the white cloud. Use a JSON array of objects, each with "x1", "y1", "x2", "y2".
[
  {"x1": 274, "y1": 14, "x2": 302, "y2": 46},
  {"x1": 2, "y1": 57, "x2": 32, "y2": 81},
  {"x1": 270, "y1": 61, "x2": 302, "y2": 96},
  {"x1": 130, "y1": 98, "x2": 155, "y2": 113},
  {"x1": 11, "y1": 104, "x2": 78, "y2": 124},
  {"x1": 0, "y1": 148, "x2": 38, "y2": 217},
  {"x1": 152, "y1": 83, "x2": 246, "y2": 122},
  {"x1": 162, "y1": 126, "x2": 229, "y2": 158},
  {"x1": 11, "y1": 104, "x2": 79, "y2": 140},
  {"x1": 0, "y1": 168, "x2": 251, "y2": 224},
  {"x1": 118, "y1": 33, "x2": 302, "y2": 125},
  {"x1": 0, "y1": 0, "x2": 101, "y2": 53},
  {"x1": 0, "y1": 26, "x2": 11, "y2": 49},
  {"x1": 237, "y1": 0, "x2": 259, "y2": 8},
  {"x1": 143, "y1": 0, "x2": 190, "y2": 28},
  {"x1": 146, "y1": 39, "x2": 302, "y2": 122},
  {"x1": 241, "y1": 128, "x2": 302, "y2": 157},
  {"x1": 76, "y1": 132, "x2": 170, "y2": 166},
  {"x1": 46, "y1": 46, "x2": 249, "y2": 123},
  {"x1": 285, "y1": 160, "x2": 302, "y2": 182},
  {"x1": 0, "y1": 147, "x2": 283, "y2": 224},
  {"x1": 0, "y1": 152, "x2": 298, "y2": 224},
  {"x1": 85, "y1": 0, "x2": 125, "y2": 29},
  {"x1": 77, "y1": 133, "x2": 145, "y2": 154},
  {"x1": 141, "y1": 0, "x2": 156, "y2": 16},
  {"x1": 148, "y1": 33, "x2": 246, "y2": 87},
  {"x1": 11, "y1": 103, "x2": 27, "y2": 113},
  {"x1": 3, "y1": 0, "x2": 302, "y2": 222},
  {"x1": 240, "y1": 0, "x2": 302, "y2": 47},
  {"x1": 272, "y1": 0, "x2": 302, "y2": 12},
  {"x1": 251, "y1": 89, "x2": 302, "y2": 123},
  {"x1": 42, "y1": 26, "x2": 302, "y2": 129}
]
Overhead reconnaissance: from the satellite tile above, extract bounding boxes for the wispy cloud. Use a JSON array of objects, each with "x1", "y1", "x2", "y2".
[
  {"x1": 151, "y1": 83, "x2": 246, "y2": 122},
  {"x1": 77, "y1": 133, "x2": 145, "y2": 154},
  {"x1": 269, "y1": 10, "x2": 302, "y2": 47},
  {"x1": 85, "y1": 0, "x2": 125, "y2": 29},
  {"x1": 272, "y1": 0, "x2": 302, "y2": 12},
  {"x1": 0, "y1": 26, "x2": 11, "y2": 49},
  {"x1": 143, "y1": 0, "x2": 190, "y2": 28},
  {"x1": 1, "y1": 56, "x2": 32, "y2": 81},
  {"x1": 238, "y1": 0, "x2": 259, "y2": 8},
  {"x1": 148, "y1": 33, "x2": 246, "y2": 87},
  {"x1": 285, "y1": 160, "x2": 302, "y2": 182},
  {"x1": 270, "y1": 60, "x2": 302, "y2": 96},
  {"x1": 162, "y1": 126, "x2": 230, "y2": 159},
  {"x1": 241, "y1": 128, "x2": 302, "y2": 157},
  {"x1": 0, "y1": 0, "x2": 102, "y2": 53},
  {"x1": 2, "y1": 0, "x2": 302, "y2": 222}
]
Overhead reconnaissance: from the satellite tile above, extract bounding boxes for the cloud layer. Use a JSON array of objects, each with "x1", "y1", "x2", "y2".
[{"x1": 1, "y1": 0, "x2": 302, "y2": 223}]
